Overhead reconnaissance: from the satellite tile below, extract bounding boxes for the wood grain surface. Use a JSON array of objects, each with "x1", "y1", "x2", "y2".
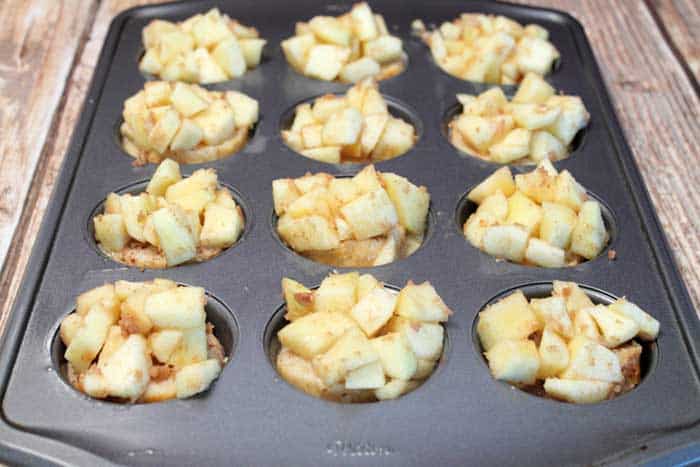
[{"x1": 0, "y1": 0, "x2": 699, "y2": 337}]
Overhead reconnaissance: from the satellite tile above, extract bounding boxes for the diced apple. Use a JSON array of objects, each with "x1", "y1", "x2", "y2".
[
  {"x1": 477, "y1": 290, "x2": 540, "y2": 351},
  {"x1": 149, "y1": 329, "x2": 183, "y2": 363},
  {"x1": 345, "y1": 360, "x2": 385, "y2": 389},
  {"x1": 144, "y1": 286, "x2": 205, "y2": 329},
  {"x1": 226, "y1": 91, "x2": 259, "y2": 127},
  {"x1": 315, "y1": 272, "x2": 359, "y2": 314},
  {"x1": 350, "y1": 286, "x2": 397, "y2": 336},
  {"x1": 371, "y1": 332, "x2": 417, "y2": 380},
  {"x1": 339, "y1": 57, "x2": 381, "y2": 83},
  {"x1": 525, "y1": 238, "x2": 565, "y2": 268},
  {"x1": 544, "y1": 378, "x2": 612, "y2": 404},
  {"x1": 482, "y1": 224, "x2": 529, "y2": 262},
  {"x1": 396, "y1": 281, "x2": 451, "y2": 323},
  {"x1": 312, "y1": 327, "x2": 378, "y2": 385},
  {"x1": 94, "y1": 214, "x2": 129, "y2": 252},
  {"x1": 468, "y1": 167, "x2": 515, "y2": 203},
  {"x1": 539, "y1": 202, "x2": 577, "y2": 249},
  {"x1": 282, "y1": 278, "x2": 315, "y2": 321},
  {"x1": 588, "y1": 305, "x2": 639, "y2": 348},
  {"x1": 304, "y1": 44, "x2": 351, "y2": 81},
  {"x1": 485, "y1": 339, "x2": 540, "y2": 385},
  {"x1": 570, "y1": 200, "x2": 607, "y2": 260},
  {"x1": 277, "y1": 311, "x2": 357, "y2": 359},
  {"x1": 151, "y1": 206, "x2": 197, "y2": 266},
  {"x1": 537, "y1": 327, "x2": 569, "y2": 378},
  {"x1": 530, "y1": 296, "x2": 573, "y2": 338},
  {"x1": 608, "y1": 298, "x2": 660, "y2": 341},
  {"x1": 175, "y1": 359, "x2": 222, "y2": 398},
  {"x1": 561, "y1": 336, "x2": 623, "y2": 383},
  {"x1": 340, "y1": 188, "x2": 398, "y2": 240}
]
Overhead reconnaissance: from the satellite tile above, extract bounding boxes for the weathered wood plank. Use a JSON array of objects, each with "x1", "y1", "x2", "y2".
[
  {"x1": 0, "y1": 1, "x2": 97, "y2": 273},
  {"x1": 0, "y1": 0, "x2": 162, "y2": 333},
  {"x1": 648, "y1": 0, "x2": 700, "y2": 81}
]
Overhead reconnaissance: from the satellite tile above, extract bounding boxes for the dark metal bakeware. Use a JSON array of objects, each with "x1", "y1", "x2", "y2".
[{"x1": 1, "y1": 0, "x2": 699, "y2": 465}]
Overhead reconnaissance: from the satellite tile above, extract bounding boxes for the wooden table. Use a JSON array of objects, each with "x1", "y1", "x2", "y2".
[{"x1": 0, "y1": 0, "x2": 698, "y2": 336}]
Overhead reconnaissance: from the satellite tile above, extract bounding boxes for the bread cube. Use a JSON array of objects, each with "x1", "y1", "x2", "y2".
[
  {"x1": 608, "y1": 298, "x2": 659, "y2": 341},
  {"x1": 345, "y1": 360, "x2": 385, "y2": 390},
  {"x1": 544, "y1": 378, "x2": 612, "y2": 404},
  {"x1": 144, "y1": 286, "x2": 206, "y2": 330},
  {"x1": 482, "y1": 224, "x2": 529, "y2": 262},
  {"x1": 282, "y1": 34, "x2": 316, "y2": 71},
  {"x1": 200, "y1": 203, "x2": 243, "y2": 249},
  {"x1": 277, "y1": 311, "x2": 357, "y2": 359},
  {"x1": 477, "y1": 290, "x2": 540, "y2": 351},
  {"x1": 350, "y1": 286, "x2": 397, "y2": 336},
  {"x1": 175, "y1": 359, "x2": 222, "y2": 399},
  {"x1": 374, "y1": 379, "x2": 419, "y2": 401},
  {"x1": 561, "y1": 336, "x2": 623, "y2": 383},
  {"x1": 570, "y1": 200, "x2": 607, "y2": 260},
  {"x1": 151, "y1": 206, "x2": 197, "y2": 266},
  {"x1": 513, "y1": 72, "x2": 555, "y2": 104},
  {"x1": 312, "y1": 327, "x2": 378, "y2": 385},
  {"x1": 94, "y1": 214, "x2": 129, "y2": 252},
  {"x1": 322, "y1": 108, "x2": 363, "y2": 146},
  {"x1": 530, "y1": 296, "x2": 573, "y2": 338},
  {"x1": 340, "y1": 188, "x2": 398, "y2": 240},
  {"x1": 371, "y1": 332, "x2": 417, "y2": 380},
  {"x1": 149, "y1": 329, "x2": 184, "y2": 363},
  {"x1": 315, "y1": 272, "x2": 359, "y2": 314},
  {"x1": 277, "y1": 214, "x2": 340, "y2": 251},
  {"x1": 588, "y1": 305, "x2": 639, "y2": 348},
  {"x1": 539, "y1": 202, "x2": 577, "y2": 249},
  {"x1": 65, "y1": 303, "x2": 119, "y2": 372},
  {"x1": 525, "y1": 238, "x2": 565, "y2": 268},
  {"x1": 226, "y1": 90, "x2": 259, "y2": 127},
  {"x1": 282, "y1": 278, "x2": 315, "y2": 321},
  {"x1": 467, "y1": 167, "x2": 516, "y2": 203},
  {"x1": 614, "y1": 341, "x2": 643, "y2": 391},
  {"x1": 304, "y1": 44, "x2": 351, "y2": 81},
  {"x1": 537, "y1": 327, "x2": 569, "y2": 378},
  {"x1": 485, "y1": 339, "x2": 540, "y2": 385}
]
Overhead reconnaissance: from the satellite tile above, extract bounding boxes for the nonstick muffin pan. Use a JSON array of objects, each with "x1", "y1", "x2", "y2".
[{"x1": 1, "y1": 0, "x2": 700, "y2": 465}]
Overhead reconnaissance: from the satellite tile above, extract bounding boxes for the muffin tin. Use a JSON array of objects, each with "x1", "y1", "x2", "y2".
[{"x1": 1, "y1": 1, "x2": 699, "y2": 465}]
